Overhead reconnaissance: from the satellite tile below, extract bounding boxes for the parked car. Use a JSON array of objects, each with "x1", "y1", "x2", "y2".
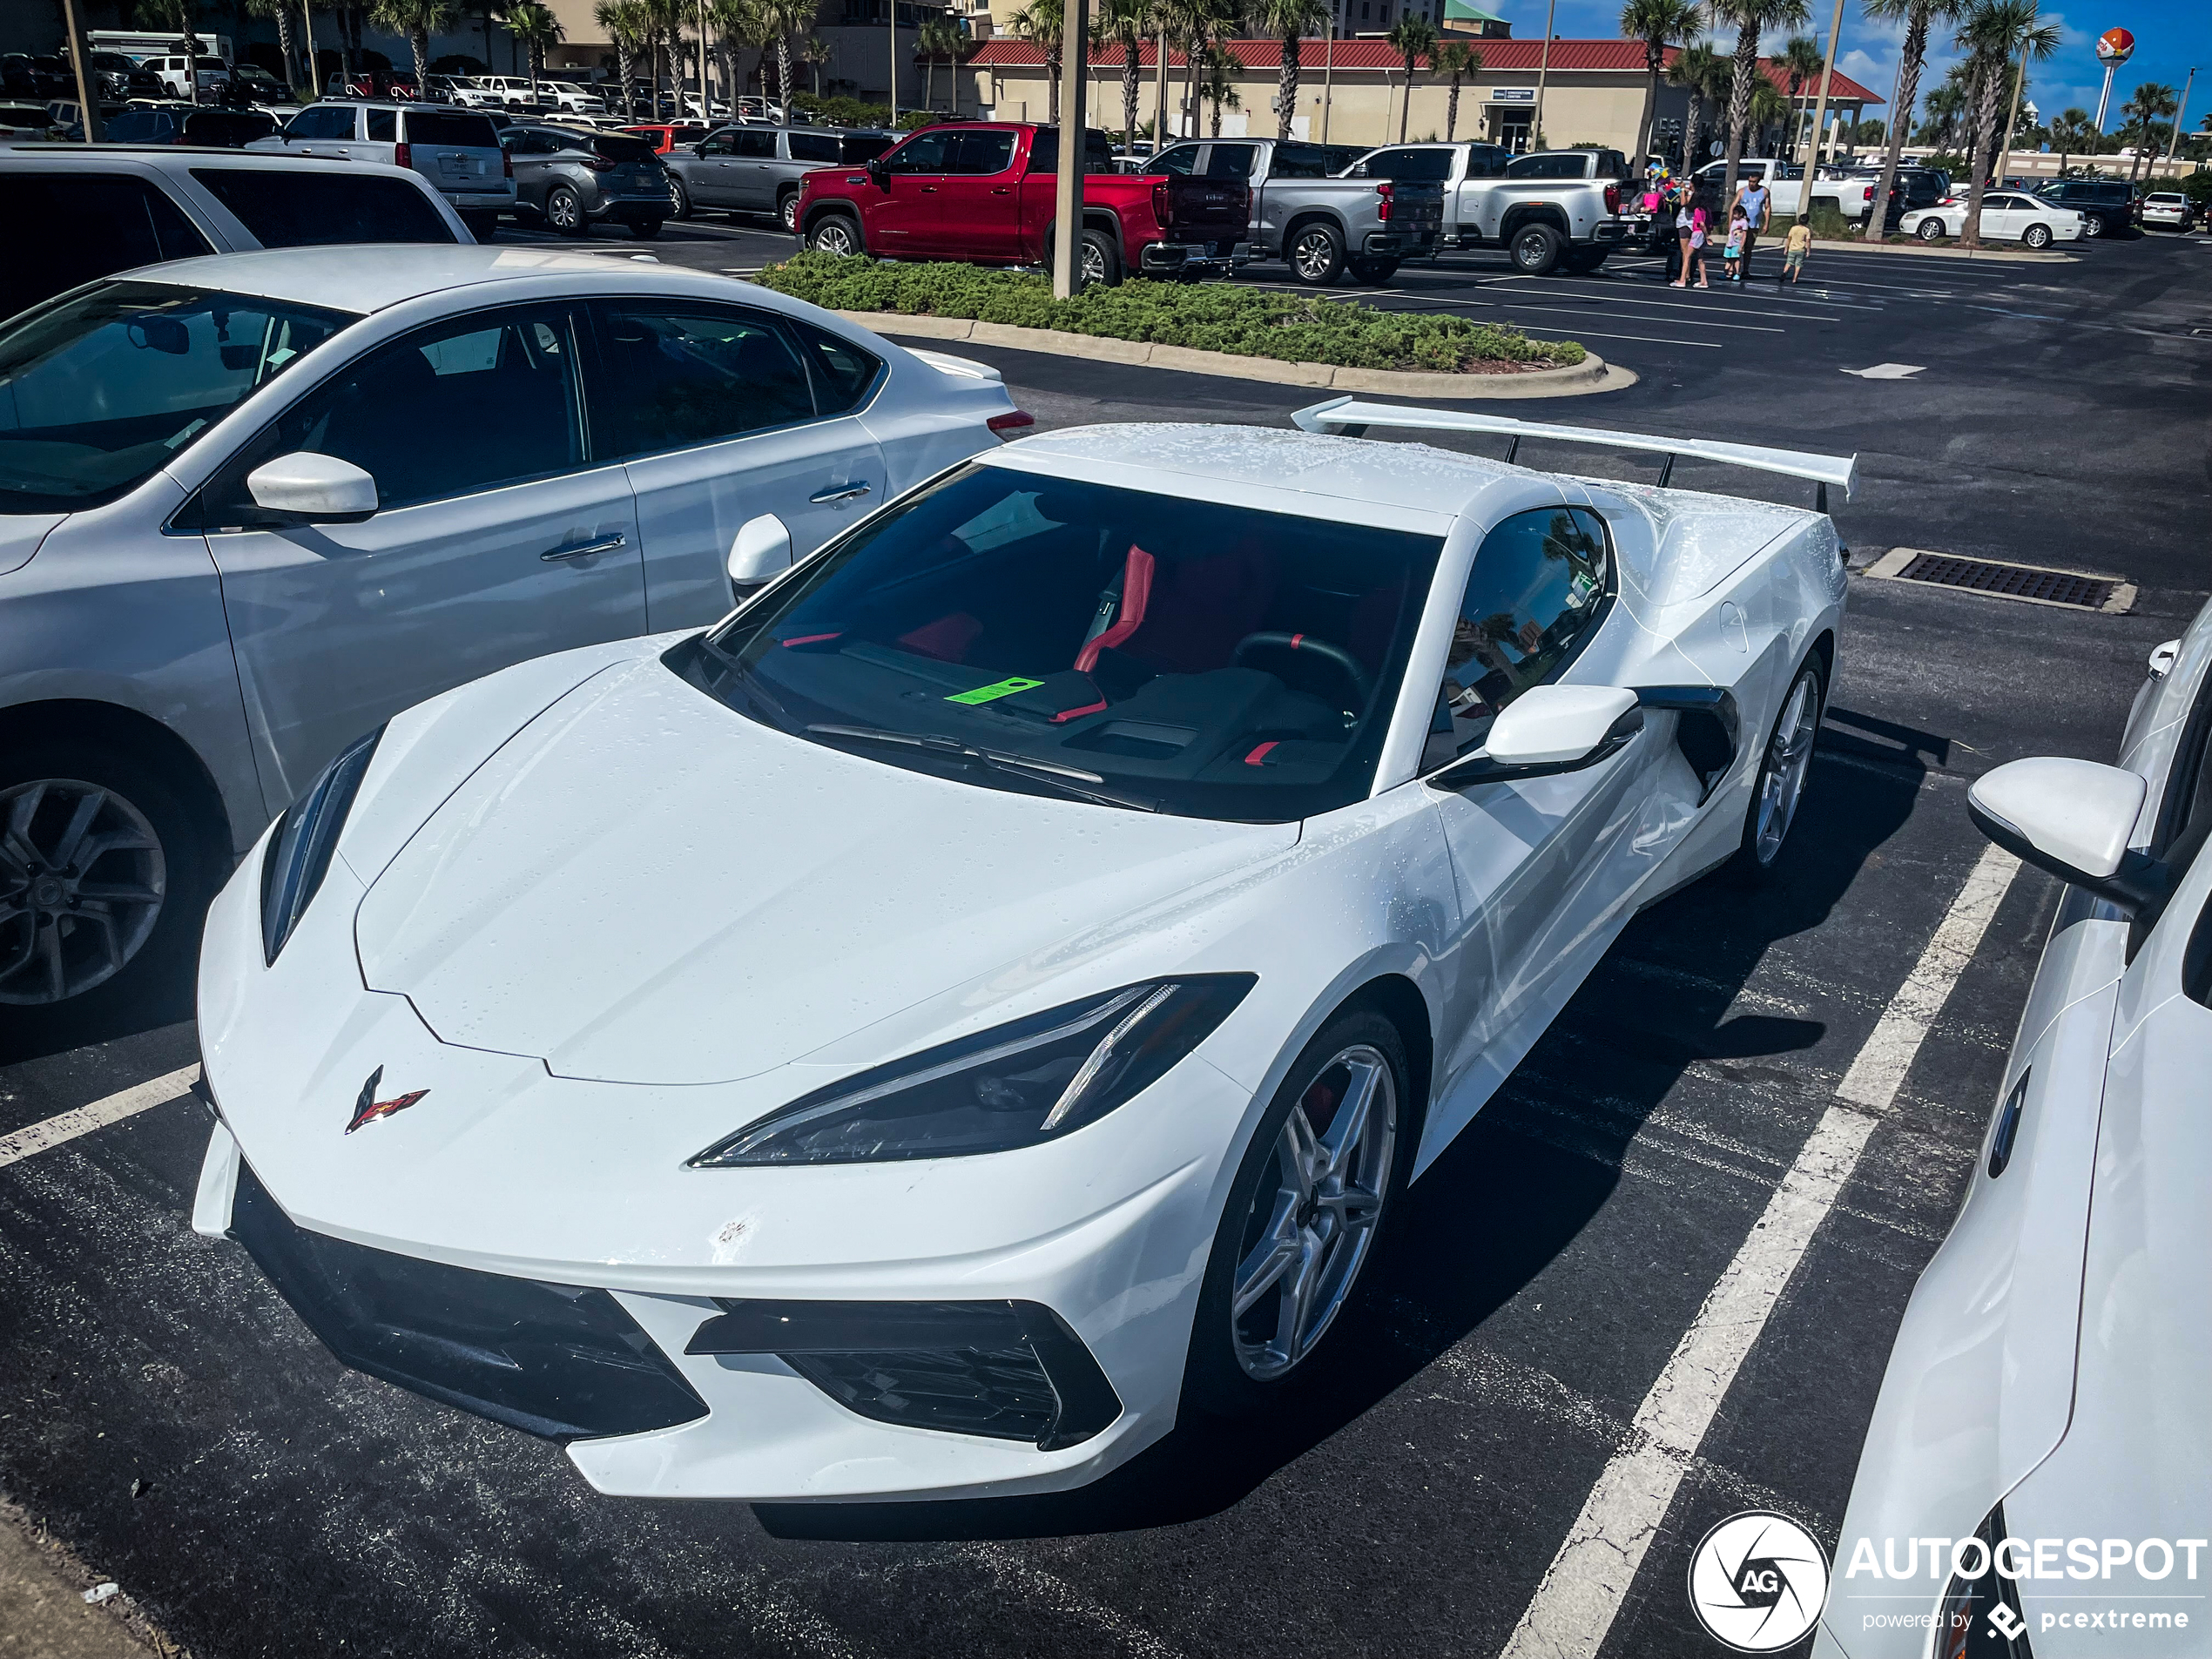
[
  {"x1": 145, "y1": 51, "x2": 233, "y2": 98},
  {"x1": 0, "y1": 149, "x2": 467, "y2": 320},
  {"x1": 1142, "y1": 136, "x2": 1442, "y2": 285},
  {"x1": 546, "y1": 81, "x2": 608, "y2": 116},
  {"x1": 469, "y1": 74, "x2": 550, "y2": 111},
  {"x1": 2033, "y1": 176, "x2": 2137, "y2": 238},
  {"x1": 328, "y1": 70, "x2": 418, "y2": 102},
  {"x1": 1824, "y1": 606, "x2": 2212, "y2": 1659},
  {"x1": 618, "y1": 120, "x2": 709, "y2": 154},
  {"x1": 666, "y1": 122, "x2": 898, "y2": 231},
  {"x1": 1899, "y1": 190, "x2": 2082, "y2": 247},
  {"x1": 0, "y1": 54, "x2": 49, "y2": 99},
  {"x1": 801, "y1": 122, "x2": 1252, "y2": 284},
  {"x1": 0, "y1": 103, "x2": 61, "y2": 141},
  {"x1": 82, "y1": 50, "x2": 166, "y2": 100},
  {"x1": 229, "y1": 64, "x2": 293, "y2": 107},
  {"x1": 184, "y1": 395, "x2": 1850, "y2": 1501},
  {"x1": 0, "y1": 244, "x2": 1021, "y2": 1011},
  {"x1": 247, "y1": 102, "x2": 515, "y2": 237},
  {"x1": 1347, "y1": 141, "x2": 1629, "y2": 274},
  {"x1": 497, "y1": 122, "x2": 667, "y2": 237},
  {"x1": 102, "y1": 102, "x2": 281, "y2": 146},
  {"x1": 2140, "y1": 190, "x2": 2198, "y2": 232}
]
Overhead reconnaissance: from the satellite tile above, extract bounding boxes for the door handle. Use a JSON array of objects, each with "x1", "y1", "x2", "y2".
[
  {"x1": 809, "y1": 482, "x2": 871, "y2": 503},
  {"x1": 990, "y1": 186, "x2": 1010, "y2": 195},
  {"x1": 541, "y1": 532, "x2": 627, "y2": 561},
  {"x1": 921, "y1": 185, "x2": 938, "y2": 193}
]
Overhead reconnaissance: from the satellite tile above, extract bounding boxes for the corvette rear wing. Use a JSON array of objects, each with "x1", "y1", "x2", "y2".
[{"x1": 1291, "y1": 396, "x2": 1859, "y2": 509}]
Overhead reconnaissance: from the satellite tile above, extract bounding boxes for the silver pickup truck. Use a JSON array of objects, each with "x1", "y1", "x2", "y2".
[
  {"x1": 1141, "y1": 136, "x2": 1443, "y2": 285},
  {"x1": 1345, "y1": 142, "x2": 1634, "y2": 276}
]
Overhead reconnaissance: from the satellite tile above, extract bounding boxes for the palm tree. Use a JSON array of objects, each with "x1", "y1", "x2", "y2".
[
  {"x1": 1620, "y1": 0, "x2": 1699, "y2": 168},
  {"x1": 1710, "y1": 0, "x2": 1807, "y2": 204},
  {"x1": 1772, "y1": 31, "x2": 1819, "y2": 157},
  {"x1": 1433, "y1": 39, "x2": 1479, "y2": 141},
  {"x1": 246, "y1": 0, "x2": 303, "y2": 94},
  {"x1": 752, "y1": 0, "x2": 811, "y2": 118},
  {"x1": 2047, "y1": 105, "x2": 2091, "y2": 174},
  {"x1": 1747, "y1": 72, "x2": 1789, "y2": 153},
  {"x1": 705, "y1": 0, "x2": 754, "y2": 109},
  {"x1": 914, "y1": 10, "x2": 963, "y2": 110},
  {"x1": 1097, "y1": 0, "x2": 1151, "y2": 149},
  {"x1": 1953, "y1": 0, "x2": 2055, "y2": 246},
  {"x1": 2118, "y1": 82, "x2": 2175, "y2": 185},
  {"x1": 1667, "y1": 38, "x2": 1723, "y2": 168},
  {"x1": 1248, "y1": 0, "x2": 1327, "y2": 142},
  {"x1": 1201, "y1": 40, "x2": 1240, "y2": 133},
  {"x1": 597, "y1": 0, "x2": 648, "y2": 115},
  {"x1": 1861, "y1": 0, "x2": 1962, "y2": 245},
  {"x1": 800, "y1": 33, "x2": 831, "y2": 95},
  {"x1": 503, "y1": 0, "x2": 560, "y2": 99},
  {"x1": 1386, "y1": 14, "x2": 1433, "y2": 144},
  {"x1": 1008, "y1": 0, "x2": 1063, "y2": 121},
  {"x1": 368, "y1": 0, "x2": 452, "y2": 91}
]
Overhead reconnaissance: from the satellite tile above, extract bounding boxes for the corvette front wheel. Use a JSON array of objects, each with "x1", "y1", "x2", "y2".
[
  {"x1": 1732, "y1": 657, "x2": 1826, "y2": 880},
  {"x1": 1184, "y1": 1008, "x2": 1412, "y2": 1416}
]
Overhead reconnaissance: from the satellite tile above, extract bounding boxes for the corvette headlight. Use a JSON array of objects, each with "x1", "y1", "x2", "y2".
[
  {"x1": 260, "y1": 725, "x2": 382, "y2": 965},
  {"x1": 687, "y1": 975, "x2": 1256, "y2": 1167}
]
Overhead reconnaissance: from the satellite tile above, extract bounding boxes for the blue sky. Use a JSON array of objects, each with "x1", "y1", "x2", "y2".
[{"x1": 1486, "y1": 0, "x2": 2211, "y2": 133}]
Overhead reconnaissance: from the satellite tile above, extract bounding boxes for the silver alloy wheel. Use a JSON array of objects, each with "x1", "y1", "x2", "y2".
[
  {"x1": 547, "y1": 186, "x2": 582, "y2": 233},
  {"x1": 2023, "y1": 223, "x2": 2051, "y2": 248},
  {"x1": 1918, "y1": 218, "x2": 1943, "y2": 240},
  {"x1": 779, "y1": 192, "x2": 799, "y2": 233},
  {"x1": 668, "y1": 176, "x2": 687, "y2": 215},
  {"x1": 1752, "y1": 670, "x2": 1821, "y2": 866},
  {"x1": 2082, "y1": 213, "x2": 2102, "y2": 238},
  {"x1": 1079, "y1": 238, "x2": 1108, "y2": 284},
  {"x1": 812, "y1": 216, "x2": 858, "y2": 255},
  {"x1": 0, "y1": 779, "x2": 166, "y2": 1006},
  {"x1": 1291, "y1": 227, "x2": 1337, "y2": 282},
  {"x1": 1231, "y1": 1044, "x2": 1396, "y2": 1380}
]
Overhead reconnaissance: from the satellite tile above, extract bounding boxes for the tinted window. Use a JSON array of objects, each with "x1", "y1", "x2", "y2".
[
  {"x1": 787, "y1": 131, "x2": 839, "y2": 162},
  {"x1": 1464, "y1": 144, "x2": 1511, "y2": 178},
  {"x1": 1206, "y1": 143, "x2": 1258, "y2": 179},
  {"x1": 1148, "y1": 144, "x2": 1200, "y2": 175},
  {"x1": 786, "y1": 316, "x2": 880, "y2": 414},
  {"x1": 207, "y1": 307, "x2": 583, "y2": 519},
  {"x1": 885, "y1": 129, "x2": 957, "y2": 172},
  {"x1": 684, "y1": 469, "x2": 1444, "y2": 821},
  {"x1": 0, "y1": 280, "x2": 347, "y2": 514},
  {"x1": 1422, "y1": 507, "x2": 1612, "y2": 769},
  {"x1": 1361, "y1": 146, "x2": 1452, "y2": 180},
  {"x1": 286, "y1": 105, "x2": 354, "y2": 139},
  {"x1": 189, "y1": 169, "x2": 455, "y2": 246},
  {"x1": 954, "y1": 129, "x2": 1016, "y2": 174},
  {"x1": 590, "y1": 304, "x2": 814, "y2": 456},
  {"x1": 700, "y1": 128, "x2": 737, "y2": 155},
  {"x1": 590, "y1": 132, "x2": 656, "y2": 163},
  {"x1": 99, "y1": 110, "x2": 179, "y2": 143},
  {"x1": 1024, "y1": 127, "x2": 1111, "y2": 173},
  {"x1": 839, "y1": 133, "x2": 894, "y2": 163},
  {"x1": 181, "y1": 109, "x2": 279, "y2": 145},
  {"x1": 367, "y1": 108, "x2": 396, "y2": 141},
  {"x1": 2, "y1": 173, "x2": 212, "y2": 319},
  {"x1": 1268, "y1": 142, "x2": 1332, "y2": 179},
  {"x1": 404, "y1": 111, "x2": 498, "y2": 147},
  {"x1": 1506, "y1": 152, "x2": 1585, "y2": 179},
  {"x1": 1597, "y1": 150, "x2": 1631, "y2": 177},
  {"x1": 733, "y1": 127, "x2": 778, "y2": 158}
]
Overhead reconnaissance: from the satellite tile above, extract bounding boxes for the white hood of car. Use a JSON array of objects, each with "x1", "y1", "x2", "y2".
[{"x1": 353, "y1": 651, "x2": 1298, "y2": 1085}]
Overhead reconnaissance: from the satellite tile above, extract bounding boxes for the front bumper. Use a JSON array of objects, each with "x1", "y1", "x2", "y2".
[{"x1": 1140, "y1": 238, "x2": 1251, "y2": 274}]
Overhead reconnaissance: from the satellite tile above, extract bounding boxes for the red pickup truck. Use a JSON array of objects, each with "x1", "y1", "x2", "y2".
[{"x1": 795, "y1": 122, "x2": 1251, "y2": 285}]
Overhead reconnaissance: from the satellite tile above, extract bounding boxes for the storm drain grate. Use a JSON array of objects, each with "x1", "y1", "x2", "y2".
[{"x1": 1894, "y1": 553, "x2": 2116, "y2": 610}]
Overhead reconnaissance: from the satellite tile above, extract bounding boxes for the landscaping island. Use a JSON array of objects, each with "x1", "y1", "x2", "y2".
[{"x1": 754, "y1": 253, "x2": 1588, "y2": 376}]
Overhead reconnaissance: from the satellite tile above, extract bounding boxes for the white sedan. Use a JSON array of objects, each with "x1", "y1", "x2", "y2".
[
  {"x1": 1822, "y1": 610, "x2": 2212, "y2": 1659},
  {"x1": 0, "y1": 245, "x2": 1019, "y2": 1008},
  {"x1": 192, "y1": 400, "x2": 1853, "y2": 1501},
  {"x1": 1901, "y1": 190, "x2": 2084, "y2": 247}
]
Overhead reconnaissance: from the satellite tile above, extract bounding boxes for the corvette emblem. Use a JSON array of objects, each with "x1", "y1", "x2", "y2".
[{"x1": 346, "y1": 1066, "x2": 428, "y2": 1135}]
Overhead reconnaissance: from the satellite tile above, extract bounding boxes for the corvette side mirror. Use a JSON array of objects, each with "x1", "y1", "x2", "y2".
[
  {"x1": 1434, "y1": 685, "x2": 1642, "y2": 789},
  {"x1": 1967, "y1": 758, "x2": 2166, "y2": 914},
  {"x1": 246, "y1": 452, "x2": 377, "y2": 523},
  {"x1": 727, "y1": 512, "x2": 792, "y2": 599}
]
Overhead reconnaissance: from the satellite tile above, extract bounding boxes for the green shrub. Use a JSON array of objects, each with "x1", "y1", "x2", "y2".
[
  {"x1": 2182, "y1": 166, "x2": 2212, "y2": 213},
  {"x1": 1806, "y1": 203, "x2": 1859, "y2": 240},
  {"x1": 753, "y1": 253, "x2": 1586, "y2": 372}
]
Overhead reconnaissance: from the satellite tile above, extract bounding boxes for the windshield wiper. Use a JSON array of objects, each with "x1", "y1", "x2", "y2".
[{"x1": 806, "y1": 725, "x2": 1159, "y2": 813}]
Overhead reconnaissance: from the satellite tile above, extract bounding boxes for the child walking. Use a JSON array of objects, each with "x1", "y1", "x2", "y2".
[
  {"x1": 1723, "y1": 211, "x2": 1749, "y2": 283},
  {"x1": 1782, "y1": 218, "x2": 1813, "y2": 284}
]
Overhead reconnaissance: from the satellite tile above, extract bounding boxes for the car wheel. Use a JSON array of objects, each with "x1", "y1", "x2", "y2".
[
  {"x1": 1183, "y1": 1008, "x2": 1413, "y2": 1417},
  {"x1": 545, "y1": 184, "x2": 583, "y2": 235},
  {"x1": 1509, "y1": 220, "x2": 1565, "y2": 274},
  {"x1": 628, "y1": 216, "x2": 663, "y2": 239},
  {"x1": 1288, "y1": 221, "x2": 1345, "y2": 285},
  {"x1": 2081, "y1": 212, "x2": 2103, "y2": 239},
  {"x1": 778, "y1": 189, "x2": 799, "y2": 233},
  {"x1": 1730, "y1": 656, "x2": 1827, "y2": 880},
  {"x1": 1345, "y1": 256, "x2": 1399, "y2": 284},
  {"x1": 2022, "y1": 222, "x2": 2051, "y2": 249},
  {"x1": 1077, "y1": 227, "x2": 1122, "y2": 287},
  {"x1": 1916, "y1": 217, "x2": 1945, "y2": 241},
  {"x1": 667, "y1": 175, "x2": 691, "y2": 219},
  {"x1": 806, "y1": 211, "x2": 863, "y2": 256},
  {"x1": 0, "y1": 746, "x2": 215, "y2": 1010}
]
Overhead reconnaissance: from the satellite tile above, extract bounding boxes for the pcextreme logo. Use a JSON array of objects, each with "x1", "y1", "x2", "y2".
[{"x1": 1688, "y1": 1511, "x2": 1831, "y2": 1653}]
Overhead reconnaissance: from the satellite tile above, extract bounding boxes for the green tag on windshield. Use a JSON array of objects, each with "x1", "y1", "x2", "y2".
[{"x1": 945, "y1": 677, "x2": 1044, "y2": 706}]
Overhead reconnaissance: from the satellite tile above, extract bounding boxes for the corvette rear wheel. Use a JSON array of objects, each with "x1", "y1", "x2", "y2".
[
  {"x1": 1733, "y1": 657, "x2": 1826, "y2": 879},
  {"x1": 1185, "y1": 1009, "x2": 1411, "y2": 1413}
]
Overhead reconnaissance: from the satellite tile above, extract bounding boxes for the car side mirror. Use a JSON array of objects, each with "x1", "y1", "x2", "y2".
[
  {"x1": 867, "y1": 157, "x2": 889, "y2": 189},
  {"x1": 246, "y1": 452, "x2": 377, "y2": 523},
  {"x1": 1433, "y1": 685, "x2": 1642, "y2": 789},
  {"x1": 1966, "y1": 757, "x2": 2166, "y2": 914},
  {"x1": 727, "y1": 512, "x2": 792, "y2": 598}
]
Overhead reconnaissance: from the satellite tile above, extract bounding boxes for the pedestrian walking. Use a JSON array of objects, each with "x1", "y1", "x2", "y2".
[
  {"x1": 1782, "y1": 218, "x2": 1812, "y2": 285},
  {"x1": 1733, "y1": 174, "x2": 1770, "y2": 285},
  {"x1": 1672, "y1": 192, "x2": 1711, "y2": 289},
  {"x1": 1723, "y1": 210, "x2": 1748, "y2": 282}
]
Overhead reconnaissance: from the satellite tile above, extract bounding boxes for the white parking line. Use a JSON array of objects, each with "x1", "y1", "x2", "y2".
[
  {"x1": 1496, "y1": 839, "x2": 2022, "y2": 1659},
  {"x1": 0, "y1": 1064, "x2": 202, "y2": 1170},
  {"x1": 1385, "y1": 293, "x2": 1780, "y2": 334}
]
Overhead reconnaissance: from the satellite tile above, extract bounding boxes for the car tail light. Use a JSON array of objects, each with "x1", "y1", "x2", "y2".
[
  {"x1": 1603, "y1": 181, "x2": 1622, "y2": 215},
  {"x1": 1376, "y1": 180, "x2": 1393, "y2": 222},
  {"x1": 987, "y1": 409, "x2": 1035, "y2": 439},
  {"x1": 1152, "y1": 179, "x2": 1170, "y2": 224},
  {"x1": 588, "y1": 150, "x2": 617, "y2": 171},
  {"x1": 393, "y1": 140, "x2": 410, "y2": 170},
  {"x1": 503, "y1": 149, "x2": 513, "y2": 178}
]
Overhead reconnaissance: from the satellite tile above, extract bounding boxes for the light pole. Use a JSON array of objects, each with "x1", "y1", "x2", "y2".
[
  {"x1": 1529, "y1": 0, "x2": 1555, "y2": 150},
  {"x1": 1319, "y1": 14, "x2": 1334, "y2": 146},
  {"x1": 1050, "y1": 0, "x2": 1089, "y2": 297},
  {"x1": 61, "y1": 0, "x2": 102, "y2": 140},
  {"x1": 1995, "y1": 12, "x2": 2034, "y2": 190},
  {"x1": 888, "y1": 0, "x2": 898, "y2": 124},
  {"x1": 2168, "y1": 66, "x2": 2197, "y2": 164},
  {"x1": 1794, "y1": 0, "x2": 1848, "y2": 214}
]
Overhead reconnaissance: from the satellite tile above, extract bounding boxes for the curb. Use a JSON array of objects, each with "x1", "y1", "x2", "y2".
[
  {"x1": 1805, "y1": 238, "x2": 2074, "y2": 263},
  {"x1": 833, "y1": 311, "x2": 1635, "y2": 399}
]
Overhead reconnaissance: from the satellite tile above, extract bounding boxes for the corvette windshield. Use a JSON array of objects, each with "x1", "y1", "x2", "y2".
[{"x1": 683, "y1": 466, "x2": 1446, "y2": 821}]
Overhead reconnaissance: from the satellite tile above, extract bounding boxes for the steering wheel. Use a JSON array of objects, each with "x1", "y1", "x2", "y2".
[{"x1": 1232, "y1": 631, "x2": 1373, "y2": 709}]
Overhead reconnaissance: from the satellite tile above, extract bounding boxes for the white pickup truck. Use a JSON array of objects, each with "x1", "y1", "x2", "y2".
[
  {"x1": 1346, "y1": 142, "x2": 1635, "y2": 275},
  {"x1": 1684, "y1": 157, "x2": 1878, "y2": 221}
]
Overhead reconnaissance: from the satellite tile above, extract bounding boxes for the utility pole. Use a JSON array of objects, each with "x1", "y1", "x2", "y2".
[
  {"x1": 1051, "y1": 0, "x2": 1089, "y2": 297},
  {"x1": 1995, "y1": 11, "x2": 2033, "y2": 192},
  {"x1": 61, "y1": 0, "x2": 102, "y2": 139},
  {"x1": 888, "y1": 0, "x2": 898, "y2": 125},
  {"x1": 1319, "y1": 14, "x2": 1333, "y2": 145},
  {"x1": 1529, "y1": 0, "x2": 1554, "y2": 150},
  {"x1": 1154, "y1": 24, "x2": 1170, "y2": 141},
  {"x1": 2168, "y1": 66, "x2": 2197, "y2": 163},
  {"x1": 1795, "y1": 0, "x2": 1847, "y2": 219},
  {"x1": 698, "y1": 0, "x2": 711, "y2": 121},
  {"x1": 302, "y1": 0, "x2": 320, "y2": 98}
]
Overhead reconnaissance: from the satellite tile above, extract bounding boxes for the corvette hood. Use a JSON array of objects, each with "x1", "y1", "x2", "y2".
[{"x1": 353, "y1": 651, "x2": 1298, "y2": 1085}]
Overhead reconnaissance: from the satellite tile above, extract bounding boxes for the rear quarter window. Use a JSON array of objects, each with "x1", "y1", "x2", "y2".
[
  {"x1": 0, "y1": 172, "x2": 213, "y2": 319},
  {"x1": 403, "y1": 111, "x2": 498, "y2": 147},
  {"x1": 188, "y1": 168, "x2": 458, "y2": 246},
  {"x1": 590, "y1": 133, "x2": 657, "y2": 163},
  {"x1": 840, "y1": 134, "x2": 894, "y2": 163}
]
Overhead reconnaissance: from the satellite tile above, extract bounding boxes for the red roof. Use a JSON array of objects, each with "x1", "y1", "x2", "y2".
[{"x1": 967, "y1": 37, "x2": 1881, "y2": 105}]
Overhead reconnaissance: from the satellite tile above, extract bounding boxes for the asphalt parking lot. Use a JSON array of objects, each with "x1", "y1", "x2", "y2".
[{"x1": 1, "y1": 229, "x2": 2206, "y2": 1659}]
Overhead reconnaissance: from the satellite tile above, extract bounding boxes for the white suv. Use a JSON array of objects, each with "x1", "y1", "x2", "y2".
[{"x1": 248, "y1": 101, "x2": 516, "y2": 236}]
